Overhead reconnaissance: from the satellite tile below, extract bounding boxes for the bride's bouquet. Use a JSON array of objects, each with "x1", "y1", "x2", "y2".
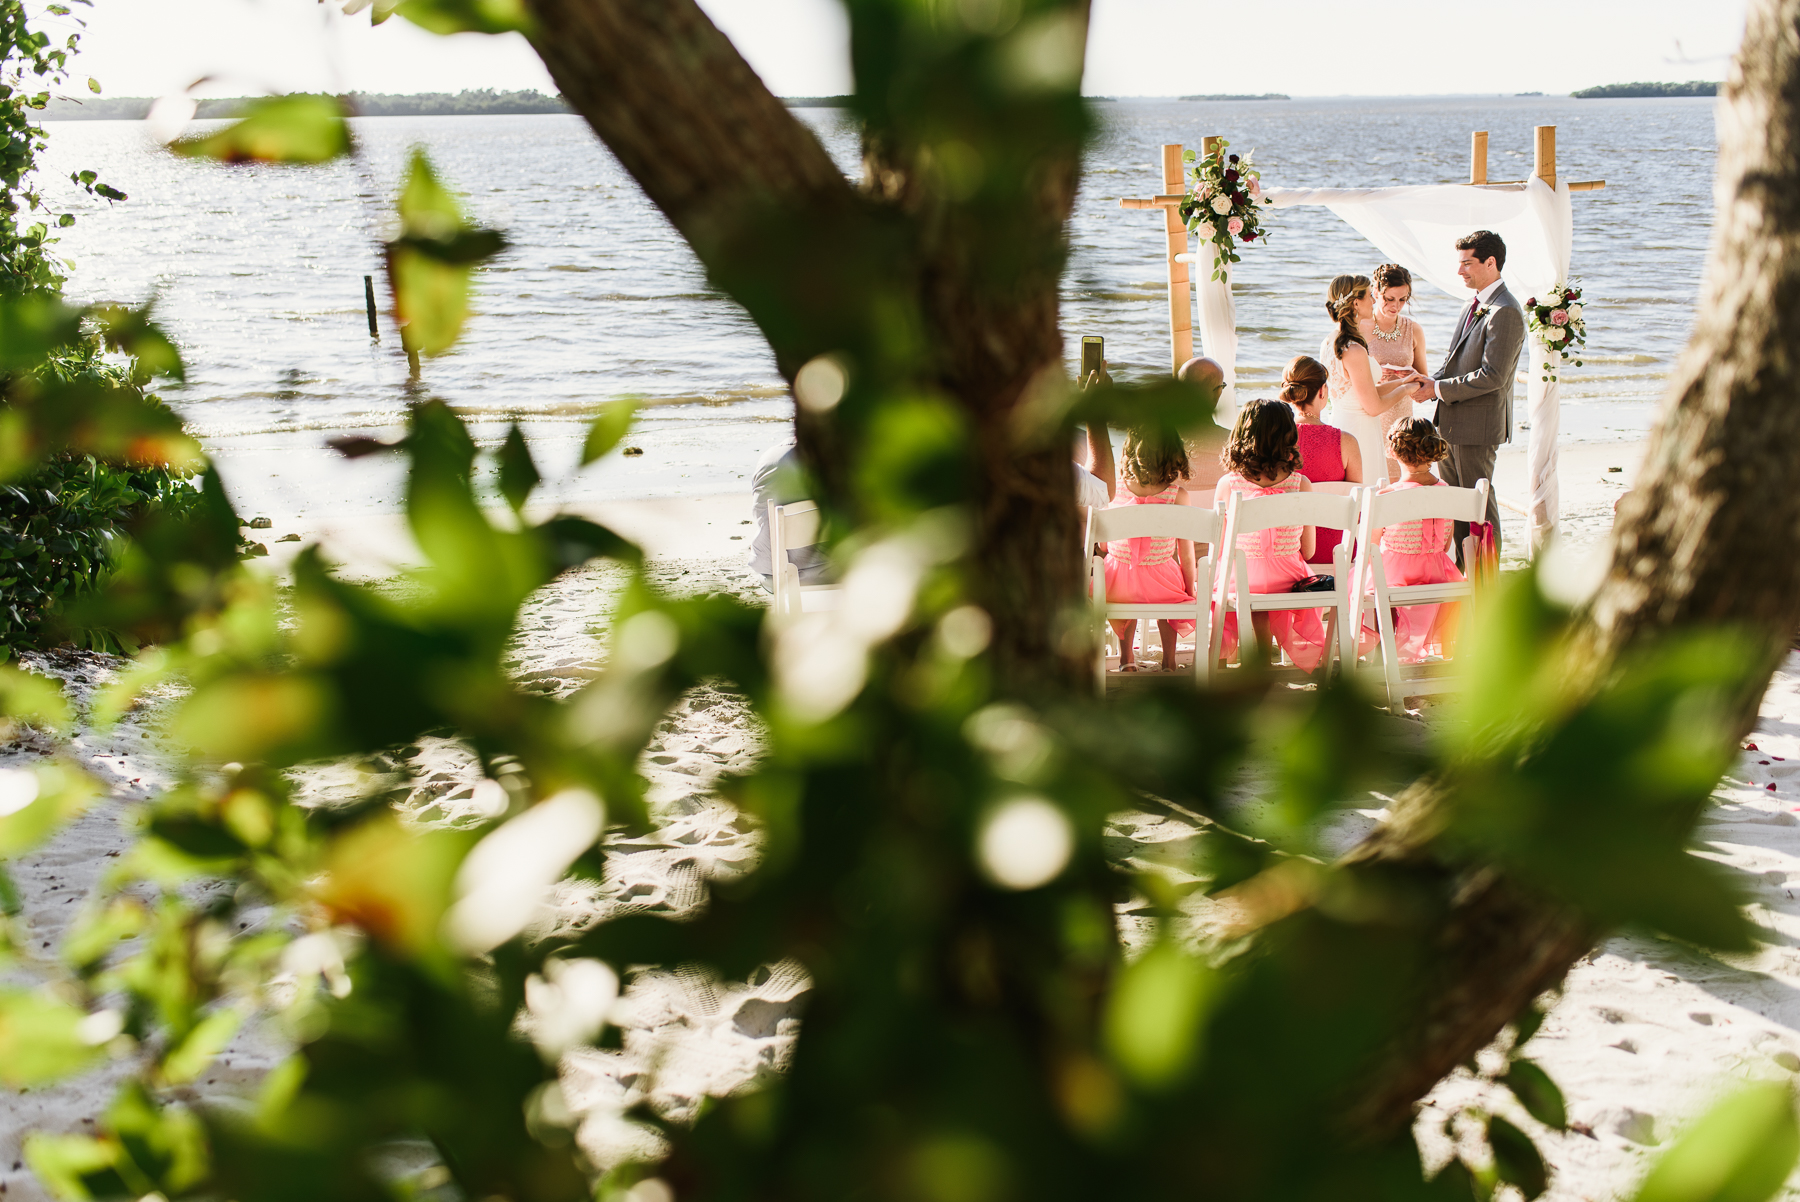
[
  {"x1": 1525, "y1": 282, "x2": 1587, "y2": 383},
  {"x1": 1179, "y1": 138, "x2": 1267, "y2": 282}
]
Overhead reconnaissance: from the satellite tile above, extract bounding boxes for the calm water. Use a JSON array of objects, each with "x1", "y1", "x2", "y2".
[{"x1": 37, "y1": 96, "x2": 1716, "y2": 507}]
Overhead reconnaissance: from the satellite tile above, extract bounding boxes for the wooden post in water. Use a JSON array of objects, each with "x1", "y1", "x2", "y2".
[
  {"x1": 1470, "y1": 131, "x2": 1488, "y2": 184},
  {"x1": 1534, "y1": 125, "x2": 1557, "y2": 190},
  {"x1": 363, "y1": 275, "x2": 379, "y2": 340},
  {"x1": 1162, "y1": 143, "x2": 1193, "y2": 372}
]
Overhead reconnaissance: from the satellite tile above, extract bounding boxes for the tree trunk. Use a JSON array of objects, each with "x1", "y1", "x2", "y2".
[
  {"x1": 524, "y1": 0, "x2": 1091, "y2": 692},
  {"x1": 1339, "y1": 0, "x2": 1800, "y2": 1139}
]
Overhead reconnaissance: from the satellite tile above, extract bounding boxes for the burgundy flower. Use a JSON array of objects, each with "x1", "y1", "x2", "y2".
[
  {"x1": 1228, "y1": 154, "x2": 1239, "y2": 164},
  {"x1": 1224, "y1": 168, "x2": 1239, "y2": 183},
  {"x1": 1526, "y1": 297, "x2": 1536, "y2": 307},
  {"x1": 1240, "y1": 231, "x2": 1255, "y2": 242}
]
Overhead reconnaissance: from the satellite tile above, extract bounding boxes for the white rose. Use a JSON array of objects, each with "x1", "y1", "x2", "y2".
[
  {"x1": 1547, "y1": 327, "x2": 1567, "y2": 344},
  {"x1": 1545, "y1": 287, "x2": 1563, "y2": 304},
  {"x1": 1567, "y1": 303, "x2": 1583, "y2": 320},
  {"x1": 1210, "y1": 194, "x2": 1233, "y2": 215}
]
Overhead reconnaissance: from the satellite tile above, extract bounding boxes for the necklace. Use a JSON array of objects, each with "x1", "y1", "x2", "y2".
[{"x1": 1372, "y1": 315, "x2": 1406, "y2": 343}]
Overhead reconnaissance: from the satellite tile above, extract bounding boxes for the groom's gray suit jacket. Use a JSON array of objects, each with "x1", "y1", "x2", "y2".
[{"x1": 1432, "y1": 282, "x2": 1526, "y2": 446}]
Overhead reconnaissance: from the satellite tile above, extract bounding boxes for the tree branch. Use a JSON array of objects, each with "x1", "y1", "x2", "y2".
[
  {"x1": 1341, "y1": 0, "x2": 1800, "y2": 1139},
  {"x1": 523, "y1": 0, "x2": 854, "y2": 268}
]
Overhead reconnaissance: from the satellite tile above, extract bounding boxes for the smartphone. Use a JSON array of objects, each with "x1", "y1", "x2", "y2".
[{"x1": 1080, "y1": 335, "x2": 1104, "y2": 381}]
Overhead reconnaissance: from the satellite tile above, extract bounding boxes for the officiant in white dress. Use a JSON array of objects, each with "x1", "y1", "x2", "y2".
[{"x1": 1319, "y1": 274, "x2": 1421, "y2": 480}]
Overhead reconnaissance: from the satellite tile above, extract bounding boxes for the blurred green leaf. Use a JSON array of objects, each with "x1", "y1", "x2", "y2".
[
  {"x1": 1489, "y1": 1115, "x2": 1549, "y2": 1199},
  {"x1": 1634, "y1": 1083, "x2": 1800, "y2": 1202},
  {"x1": 0, "y1": 864, "x2": 19, "y2": 916},
  {"x1": 0, "y1": 663, "x2": 72, "y2": 734},
  {"x1": 0, "y1": 291, "x2": 81, "y2": 371},
  {"x1": 580, "y1": 398, "x2": 637, "y2": 465},
  {"x1": 1058, "y1": 376, "x2": 1218, "y2": 448},
  {"x1": 62, "y1": 898, "x2": 147, "y2": 972},
  {"x1": 22, "y1": 1132, "x2": 120, "y2": 1202},
  {"x1": 1502, "y1": 1059, "x2": 1567, "y2": 1130},
  {"x1": 853, "y1": 393, "x2": 972, "y2": 521},
  {"x1": 162, "y1": 1006, "x2": 242, "y2": 1083},
  {"x1": 169, "y1": 673, "x2": 333, "y2": 763},
  {"x1": 105, "y1": 1082, "x2": 209, "y2": 1195},
  {"x1": 0, "y1": 763, "x2": 99, "y2": 859},
  {"x1": 496, "y1": 421, "x2": 538, "y2": 512},
  {"x1": 0, "y1": 990, "x2": 104, "y2": 1086},
  {"x1": 1104, "y1": 939, "x2": 1216, "y2": 1090},
  {"x1": 171, "y1": 94, "x2": 352, "y2": 164},
  {"x1": 314, "y1": 815, "x2": 471, "y2": 958},
  {"x1": 385, "y1": 149, "x2": 506, "y2": 356},
  {"x1": 396, "y1": 0, "x2": 533, "y2": 34},
  {"x1": 90, "y1": 303, "x2": 184, "y2": 383}
]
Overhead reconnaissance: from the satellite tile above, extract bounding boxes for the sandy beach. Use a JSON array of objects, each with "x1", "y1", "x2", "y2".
[{"x1": 7, "y1": 426, "x2": 1763, "y2": 1202}]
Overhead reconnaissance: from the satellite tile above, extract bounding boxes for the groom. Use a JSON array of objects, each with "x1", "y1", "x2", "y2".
[{"x1": 1410, "y1": 230, "x2": 1525, "y2": 561}]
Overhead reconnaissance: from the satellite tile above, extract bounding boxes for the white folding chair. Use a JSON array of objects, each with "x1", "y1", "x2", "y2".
[
  {"x1": 1349, "y1": 478, "x2": 1491, "y2": 712},
  {"x1": 1087, "y1": 504, "x2": 1219, "y2": 691},
  {"x1": 1210, "y1": 489, "x2": 1362, "y2": 678},
  {"x1": 768, "y1": 499, "x2": 840, "y2": 623}
]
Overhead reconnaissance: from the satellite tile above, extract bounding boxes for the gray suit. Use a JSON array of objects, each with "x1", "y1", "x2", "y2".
[{"x1": 1432, "y1": 282, "x2": 1524, "y2": 560}]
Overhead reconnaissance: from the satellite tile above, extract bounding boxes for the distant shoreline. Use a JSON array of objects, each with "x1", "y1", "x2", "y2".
[
  {"x1": 36, "y1": 88, "x2": 1720, "y2": 122},
  {"x1": 1571, "y1": 81, "x2": 1718, "y2": 99},
  {"x1": 37, "y1": 90, "x2": 876, "y2": 121}
]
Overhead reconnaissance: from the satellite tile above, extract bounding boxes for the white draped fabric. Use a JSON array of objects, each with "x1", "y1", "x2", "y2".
[
  {"x1": 1195, "y1": 239, "x2": 1240, "y2": 424},
  {"x1": 1195, "y1": 176, "x2": 1573, "y2": 549}
]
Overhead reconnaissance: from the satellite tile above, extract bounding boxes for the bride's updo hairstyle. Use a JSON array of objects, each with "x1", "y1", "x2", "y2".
[
  {"x1": 1279, "y1": 355, "x2": 1329, "y2": 412},
  {"x1": 1372, "y1": 262, "x2": 1412, "y2": 297},
  {"x1": 1220, "y1": 398, "x2": 1304, "y2": 483},
  {"x1": 1326, "y1": 273, "x2": 1371, "y2": 359}
]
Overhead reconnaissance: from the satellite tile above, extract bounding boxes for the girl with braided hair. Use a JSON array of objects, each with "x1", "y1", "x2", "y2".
[{"x1": 1369, "y1": 418, "x2": 1465, "y2": 662}]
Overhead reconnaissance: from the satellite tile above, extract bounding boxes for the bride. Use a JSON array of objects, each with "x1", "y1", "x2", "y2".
[{"x1": 1319, "y1": 274, "x2": 1420, "y2": 481}]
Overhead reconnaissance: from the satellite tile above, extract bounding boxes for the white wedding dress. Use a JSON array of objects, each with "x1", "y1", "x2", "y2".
[{"x1": 1320, "y1": 336, "x2": 1389, "y2": 484}]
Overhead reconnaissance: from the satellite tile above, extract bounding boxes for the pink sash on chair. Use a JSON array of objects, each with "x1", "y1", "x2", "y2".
[{"x1": 1469, "y1": 521, "x2": 1498, "y2": 586}]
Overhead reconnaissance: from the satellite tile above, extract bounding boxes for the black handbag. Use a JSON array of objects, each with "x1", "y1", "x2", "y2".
[{"x1": 1291, "y1": 574, "x2": 1335, "y2": 593}]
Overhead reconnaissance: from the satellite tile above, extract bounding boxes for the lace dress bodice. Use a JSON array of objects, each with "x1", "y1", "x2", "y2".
[
  {"x1": 1323, "y1": 330, "x2": 1413, "y2": 480},
  {"x1": 1106, "y1": 481, "x2": 1182, "y2": 567},
  {"x1": 1219, "y1": 471, "x2": 1307, "y2": 558}
]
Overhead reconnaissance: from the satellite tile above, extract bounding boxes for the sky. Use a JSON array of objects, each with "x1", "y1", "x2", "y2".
[{"x1": 56, "y1": 0, "x2": 1747, "y2": 100}]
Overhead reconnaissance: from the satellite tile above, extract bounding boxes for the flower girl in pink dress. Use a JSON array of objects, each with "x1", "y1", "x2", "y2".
[
  {"x1": 1373, "y1": 419, "x2": 1465, "y2": 662},
  {"x1": 1103, "y1": 425, "x2": 1197, "y2": 672},
  {"x1": 1212, "y1": 399, "x2": 1329, "y2": 670}
]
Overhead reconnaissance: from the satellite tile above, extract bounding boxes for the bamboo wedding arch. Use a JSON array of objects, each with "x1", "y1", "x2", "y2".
[{"x1": 1120, "y1": 127, "x2": 1605, "y2": 552}]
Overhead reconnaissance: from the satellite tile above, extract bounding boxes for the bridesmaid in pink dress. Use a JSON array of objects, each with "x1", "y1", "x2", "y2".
[
  {"x1": 1361, "y1": 263, "x2": 1430, "y2": 482},
  {"x1": 1372, "y1": 419, "x2": 1464, "y2": 662},
  {"x1": 1104, "y1": 425, "x2": 1198, "y2": 672},
  {"x1": 1281, "y1": 354, "x2": 1363, "y2": 567},
  {"x1": 1211, "y1": 399, "x2": 1329, "y2": 671}
]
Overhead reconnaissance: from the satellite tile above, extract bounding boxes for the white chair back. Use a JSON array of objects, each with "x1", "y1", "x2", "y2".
[
  {"x1": 768, "y1": 499, "x2": 837, "y2": 621},
  {"x1": 1210, "y1": 488, "x2": 1362, "y2": 677},
  {"x1": 1349, "y1": 478, "x2": 1491, "y2": 711},
  {"x1": 1091, "y1": 504, "x2": 1217, "y2": 545},
  {"x1": 1087, "y1": 504, "x2": 1220, "y2": 691}
]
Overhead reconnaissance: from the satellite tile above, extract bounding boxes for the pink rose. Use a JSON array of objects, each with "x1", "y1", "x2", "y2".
[
  {"x1": 1248, "y1": 177, "x2": 1261, "y2": 198},
  {"x1": 1550, "y1": 309, "x2": 1569, "y2": 325},
  {"x1": 1226, "y1": 216, "x2": 1244, "y2": 235}
]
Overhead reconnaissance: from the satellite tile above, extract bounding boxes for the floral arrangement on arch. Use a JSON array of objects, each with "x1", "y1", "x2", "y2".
[
  {"x1": 1524, "y1": 281, "x2": 1587, "y2": 383},
  {"x1": 1178, "y1": 138, "x2": 1267, "y2": 282}
]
